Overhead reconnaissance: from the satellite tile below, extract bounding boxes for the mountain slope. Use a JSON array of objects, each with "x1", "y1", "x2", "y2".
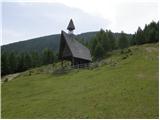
[
  {"x1": 2, "y1": 34, "x2": 60, "y2": 53},
  {"x1": 1, "y1": 31, "x2": 97, "y2": 53},
  {"x1": 2, "y1": 43, "x2": 158, "y2": 118},
  {"x1": 2, "y1": 31, "x2": 132, "y2": 53}
]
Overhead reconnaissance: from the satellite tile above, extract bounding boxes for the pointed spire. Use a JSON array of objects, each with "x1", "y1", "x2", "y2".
[{"x1": 67, "y1": 19, "x2": 75, "y2": 31}]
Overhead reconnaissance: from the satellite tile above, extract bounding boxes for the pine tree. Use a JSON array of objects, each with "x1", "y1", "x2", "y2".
[
  {"x1": 1, "y1": 52, "x2": 9, "y2": 75},
  {"x1": 94, "y1": 42, "x2": 105, "y2": 60},
  {"x1": 8, "y1": 52, "x2": 17, "y2": 73},
  {"x1": 143, "y1": 21, "x2": 159, "y2": 43},
  {"x1": 135, "y1": 27, "x2": 145, "y2": 45},
  {"x1": 17, "y1": 53, "x2": 25, "y2": 72},
  {"x1": 107, "y1": 30, "x2": 116, "y2": 51},
  {"x1": 31, "y1": 51, "x2": 40, "y2": 67},
  {"x1": 90, "y1": 37, "x2": 98, "y2": 55},
  {"x1": 130, "y1": 34, "x2": 136, "y2": 46},
  {"x1": 24, "y1": 53, "x2": 32, "y2": 70},
  {"x1": 118, "y1": 31, "x2": 129, "y2": 49},
  {"x1": 42, "y1": 48, "x2": 55, "y2": 65}
]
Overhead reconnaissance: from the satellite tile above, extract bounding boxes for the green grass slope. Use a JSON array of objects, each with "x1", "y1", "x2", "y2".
[{"x1": 1, "y1": 43, "x2": 159, "y2": 118}]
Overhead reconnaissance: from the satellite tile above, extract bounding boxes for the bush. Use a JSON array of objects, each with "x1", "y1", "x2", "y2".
[
  {"x1": 122, "y1": 55, "x2": 128, "y2": 60},
  {"x1": 121, "y1": 48, "x2": 132, "y2": 54},
  {"x1": 4, "y1": 78, "x2": 8, "y2": 82},
  {"x1": 89, "y1": 62, "x2": 99, "y2": 70},
  {"x1": 28, "y1": 71, "x2": 32, "y2": 76},
  {"x1": 127, "y1": 48, "x2": 132, "y2": 53},
  {"x1": 120, "y1": 50, "x2": 124, "y2": 54}
]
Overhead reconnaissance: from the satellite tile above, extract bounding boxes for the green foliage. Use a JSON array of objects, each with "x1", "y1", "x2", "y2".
[
  {"x1": 94, "y1": 42, "x2": 105, "y2": 59},
  {"x1": 90, "y1": 29, "x2": 116, "y2": 60},
  {"x1": 24, "y1": 53, "x2": 32, "y2": 70},
  {"x1": 90, "y1": 37, "x2": 98, "y2": 55},
  {"x1": 77, "y1": 38, "x2": 86, "y2": 45},
  {"x1": 100, "y1": 29, "x2": 110, "y2": 51},
  {"x1": 1, "y1": 52, "x2": 9, "y2": 75},
  {"x1": 42, "y1": 48, "x2": 55, "y2": 65},
  {"x1": 31, "y1": 51, "x2": 41, "y2": 67},
  {"x1": 130, "y1": 34, "x2": 136, "y2": 45},
  {"x1": 135, "y1": 27, "x2": 145, "y2": 44},
  {"x1": 118, "y1": 31, "x2": 129, "y2": 49},
  {"x1": 132, "y1": 21, "x2": 159, "y2": 45},
  {"x1": 8, "y1": 52, "x2": 17, "y2": 73},
  {"x1": 1, "y1": 48, "x2": 56, "y2": 76},
  {"x1": 4, "y1": 78, "x2": 8, "y2": 83},
  {"x1": 107, "y1": 30, "x2": 116, "y2": 50},
  {"x1": 16, "y1": 53, "x2": 24, "y2": 72}
]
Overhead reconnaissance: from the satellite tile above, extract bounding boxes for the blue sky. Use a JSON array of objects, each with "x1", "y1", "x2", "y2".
[{"x1": 1, "y1": 0, "x2": 159, "y2": 45}]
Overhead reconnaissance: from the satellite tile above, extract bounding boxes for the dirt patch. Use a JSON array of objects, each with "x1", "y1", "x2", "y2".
[
  {"x1": 145, "y1": 47, "x2": 157, "y2": 53},
  {"x1": 2, "y1": 73, "x2": 21, "y2": 83}
]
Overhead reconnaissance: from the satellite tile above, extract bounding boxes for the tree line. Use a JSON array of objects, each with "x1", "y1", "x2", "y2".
[
  {"x1": 84, "y1": 21, "x2": 159, "y2": 60},
  {"x1": 1, "y1": 48, "x2": 57, "y2": 76},
  {"x1": 1, "y1": 21, "x2": 159, "y2": 76},
  {"x1": 131, "y1": 21, "x2": 159, "y2": 45}
]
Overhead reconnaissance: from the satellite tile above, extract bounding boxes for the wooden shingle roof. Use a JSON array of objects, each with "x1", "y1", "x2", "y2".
[{"x1": 60, "y1": 31, "x2": 92, "y2": 61}]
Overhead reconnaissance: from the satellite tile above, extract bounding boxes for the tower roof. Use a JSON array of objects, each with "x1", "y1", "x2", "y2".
[{"x1": 67, "y1": 19, "x2": 75, "y2": 31}]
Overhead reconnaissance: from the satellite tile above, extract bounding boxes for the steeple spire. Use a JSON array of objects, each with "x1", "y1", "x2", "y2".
[{"x1": 67, "y1": 19, "x2": 75, "y2": 33}]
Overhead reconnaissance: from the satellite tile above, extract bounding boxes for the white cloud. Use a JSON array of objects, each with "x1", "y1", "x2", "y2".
[
  {"x1": 114, "y1": 2, "x2": 159, "y2": 33},
  {"x1": 1, "y1": 0, "x2": 159, "y2": 45},
  {"x1": 50, "y1": 0, "x2": 159, "y2": 33},
  {"x1": 2, "y1": 2, "x2": 110, "y2": 45}
]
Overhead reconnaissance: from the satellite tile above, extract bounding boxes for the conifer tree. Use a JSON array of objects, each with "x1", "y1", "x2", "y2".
[{"x1": 118, "y1": 31, "x2": 129, "y2": 49}]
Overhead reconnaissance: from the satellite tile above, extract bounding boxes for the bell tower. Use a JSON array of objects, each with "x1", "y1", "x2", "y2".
[{"x1": 67, "y1": 19, "x2": 75, "y2": 34}]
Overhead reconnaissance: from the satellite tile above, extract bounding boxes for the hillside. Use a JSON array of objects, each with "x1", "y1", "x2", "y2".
[
  {"x1": 1, "y1": 43, "x2": 158, "y2": 118},
  {"x1": 1, "y1": 31, "x2": 132, "y2": 53},
  {"x1": 1, "y1": 31, "x2": 97, "y2": 53}
]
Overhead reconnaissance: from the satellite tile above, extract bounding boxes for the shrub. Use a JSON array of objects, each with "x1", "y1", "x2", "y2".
[{"x1": 4, "y1": 78, "x2": 8, "y2": 82}]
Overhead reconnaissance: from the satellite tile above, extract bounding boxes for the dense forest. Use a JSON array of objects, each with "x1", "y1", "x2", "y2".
[
  {"x1": 1, "y1": 48, "x2": 57, "y2": 76},
  {"x1": 1, "y1": 21, "x2": 159, "y2": 76},
  {"x1": 88, "y1": 21, "x2": 159, "y2": 60}
]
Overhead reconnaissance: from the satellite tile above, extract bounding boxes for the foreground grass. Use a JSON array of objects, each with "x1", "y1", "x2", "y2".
[{"x1": 1, "y1": 44, "x2": 159, "y2": 118}]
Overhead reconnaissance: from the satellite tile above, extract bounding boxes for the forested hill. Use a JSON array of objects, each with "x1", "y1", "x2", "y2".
[
  {"x1": 2, "y1": 34, "x2": 60, "y2": 53},
  {"x1": 1, "y1": 31, "x2": 98, "y2": 53},
  {"x1": 2, "y1": 31, "x2": 132, "y2": 53}
]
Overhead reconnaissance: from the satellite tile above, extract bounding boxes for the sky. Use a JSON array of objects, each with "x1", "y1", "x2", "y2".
[{"x1": 1, "y1": 0, "x2": 159, "y2": 45}]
